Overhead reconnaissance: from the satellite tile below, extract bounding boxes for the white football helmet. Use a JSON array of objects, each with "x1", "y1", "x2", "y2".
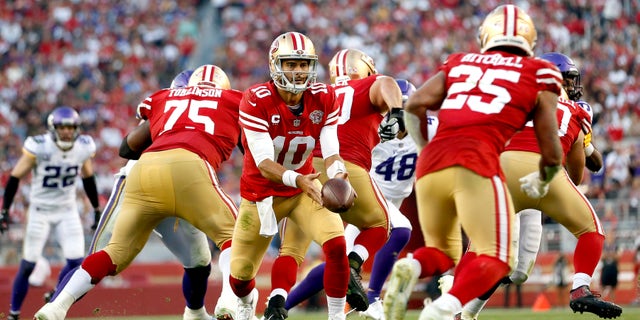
[
  {"x1": 188, "y1": 64, "x2": 231, "y2": 90},
  {"x1": 478, "y1": 4, "x2": 537, "y2": 56},
  {"x1": 328, "y1": 48, "x2": 377, "y2": 84},
  {"x1": 269, "y1": 31, "x2": 318, "y2": 94}
]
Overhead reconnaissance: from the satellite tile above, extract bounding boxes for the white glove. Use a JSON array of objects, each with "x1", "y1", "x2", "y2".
[
  {"x1": 519, "y1": 171, "x2": 550, "y2": 199},
  {"x1": 378, "y1": 117, "x2": 400, "y2": 142}
]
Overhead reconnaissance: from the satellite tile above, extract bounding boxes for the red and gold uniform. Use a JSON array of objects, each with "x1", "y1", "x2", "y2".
[
  {"x1": 232, "y1": 81, "x2": 346, "y2": 279},
  {"x1": 103, "y1": 86, "x2": 242, "y2": 272},
  {"x1": 280, "y1": 76, "x2": 392, "y2": 263},
  {"x1": 415, "y1": 52, "x2": 562, "y2": 265},
  {"x1": 501, "y1": 96, "x2": 604, "y2": 275}
]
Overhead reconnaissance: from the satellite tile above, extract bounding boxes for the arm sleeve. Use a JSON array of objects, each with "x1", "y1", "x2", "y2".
[
  {"x1": 82, "y1": 175, "x2": 100, "y2": 209},
  {"x1": 243, "y1": 128, "x2": 275, "y2": 166},
  {"x1": 320, "y1": 124, "x2": 340, "y2": 159},
  {"x1": 2, "y1": 176, "x2": 20, "y2": 210}
]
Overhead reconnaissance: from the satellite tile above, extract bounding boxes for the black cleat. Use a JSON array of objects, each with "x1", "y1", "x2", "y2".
[
  {"x1": 569, "y1": 285, "x2": 622, "y2": 319},
  {"x1": 263, "y1": 295, "x2": 288, "y2": 320},
  {"x1": 43, "y1": 289, "x2": 55, "y2": 303},
  {"x1": 7, "y1": 313, "x2": 19, "y2": 320},
  {"x1": 346, "y1": 266, "x2": 369, "y2": 311}
]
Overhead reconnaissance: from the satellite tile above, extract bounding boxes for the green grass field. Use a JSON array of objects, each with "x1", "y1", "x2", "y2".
[{"x1": 66, "y1": 307, "x2": 640, "y2": 319}]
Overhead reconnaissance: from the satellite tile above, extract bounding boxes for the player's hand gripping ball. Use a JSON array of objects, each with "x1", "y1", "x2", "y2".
[{"x1": 321, "y1": 178, "x2": 356, "y2": 213}]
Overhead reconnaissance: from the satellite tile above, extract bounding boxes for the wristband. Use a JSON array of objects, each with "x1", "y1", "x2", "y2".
[
  {"x1": 282, "y1": 170, "x2": 301, "y2": 188},
  {"x1": 327, "y1": 161, "x2": 346, "y2": 178},
  {"x1": 584, "y1": 143, "x2": 595, "y2": 157}
]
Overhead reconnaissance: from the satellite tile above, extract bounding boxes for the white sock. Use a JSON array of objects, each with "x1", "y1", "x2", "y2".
[
  {"x1": 462, "y1": 297, "x2": 487, "y2": 317},
  {"x1": 351, "y1": 244, "x2": 369, "y2": 263},
  {"x1": 63, "y1": 267, "x2": 95, "y2": 301},
  {"x1": 269, "y1": 288, "x2": 288, "y2": 301},
  {"x1": 218, "y1": 247, "x2": 232, "y2": 294},
  {"x1": 327, "y1": 296, "x2": 346, "y2": 317},
  {"x1": 572, "y1": 272, "x2": 592, "y2": 290}
]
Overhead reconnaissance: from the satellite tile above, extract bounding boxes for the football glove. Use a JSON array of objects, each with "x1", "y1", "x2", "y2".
[
  {"x1": 378, "y1": 117, "x2": 400, "y2": 142},
  {"x1": 0, "y1": 209, "x2": 9, "y2": 234},
  {"x1": 91, "y1": 208, "x2": 102, "y2": 230},
  {"x1": 519, "y1": 171, "x2": 550, "y2": 199}
]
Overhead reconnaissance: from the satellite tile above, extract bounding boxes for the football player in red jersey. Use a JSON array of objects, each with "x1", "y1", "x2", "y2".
[
  {"x1": 458, "y1": 53, "x2": 622, "y2": 320},
  {"x1": 383, "y1": 5, "x2": 564, "y2": 319},
  {"x1": 34, "y1": 65, "x2": 244, "y2": 320},
  {"x1": 230, "y1": 32, "x2": 351, "y2": 320},
  {"x1": 269, "y1": 48, "x2": 403, "y2": 313}
]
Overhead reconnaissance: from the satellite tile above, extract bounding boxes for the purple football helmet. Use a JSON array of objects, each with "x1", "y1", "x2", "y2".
[
  {"x1": 540, "y1": 52, "x2": 582, "y2": 101},
  {"x1": 395, "y1": 79, "x2": 416, "y2": 104},
  {"x1": 170, "y1": 69, "x2": 194, "y2": 89},
  {"x1": 47, "y1": 106, "x2": 81, "y2": 150}
]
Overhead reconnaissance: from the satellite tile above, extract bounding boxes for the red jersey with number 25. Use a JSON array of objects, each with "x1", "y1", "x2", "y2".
[
  {"x1": 416, "y1": 51, "x2": 562, "y2": 180},
  {"x1": 239, "y1": 81, "x2": 340, "y2": 201},
  {"x1": 137, "y1": 86, "x2": 242, "y2": 170},
  {"x1": 311, "y1": 75, "x2": 384, "y2": 170},
  {"x1": 505, "y1": 97, "x2": 590, "y2": 161}
]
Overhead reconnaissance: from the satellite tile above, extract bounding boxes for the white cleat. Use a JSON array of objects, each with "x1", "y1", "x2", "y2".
[
  {"x1": 183, "y1": 306, "x2": 213, "y2": 320},
  {"x1": 437, "y1": 275, "x2": 454, "y2": 295},
  {"x1": 33, "y1": 302, "x2": 68, "y2": 320},
  {"x1": 235, "y1": 288, "x2": 259, "y2": 320},
  {"x1": 359, "y1": 298, "x2": 385, "y2": 320},
  {"x1": 214, "y1": 291, "x2": 239, "y2": 320},
  {"x1": 382, "y1": 255, "x2": 420, "y2": 320},
  {"x1": 419, "y1": 303, "x2": 455, "y2": 320}
]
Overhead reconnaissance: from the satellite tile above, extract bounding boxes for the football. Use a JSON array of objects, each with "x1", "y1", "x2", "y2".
[{"x1": 321, "y1": 178, "x2": 355, "y2": 213}]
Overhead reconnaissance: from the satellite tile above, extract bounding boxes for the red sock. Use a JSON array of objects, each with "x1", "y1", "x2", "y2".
[
  {"x1": 413, "y1": 247, "x2": 455, "y2": 278},
  {"x1": 448, "y1": 255, "x2": 509, "y2": 305},
  {"x1": 271, "y1": 255, "x2": 298, "y2": 292},
  {"x1": 322, "y1": 236, "x2": 348, "y2": 297},
  {"x1": 456, "y1": 250, "x2": 477, "y2": 273},
  {"x1": 230, "y1": 276, "x2": 255, "y2": 298},
  {"x1": 574, "y1": 232, "x2": 604, "y2": 275},
  {"x1": 81, "y1": 250, "x2": 117, "y2": 284},
  {"x1": 353, "y1": 226, "x2": 388, "y2": 257}
]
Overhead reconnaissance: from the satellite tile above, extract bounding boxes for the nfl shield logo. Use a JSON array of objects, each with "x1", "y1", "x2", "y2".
[{"x1": 293, "y1": 119, "x2": 301, "y2": 127}]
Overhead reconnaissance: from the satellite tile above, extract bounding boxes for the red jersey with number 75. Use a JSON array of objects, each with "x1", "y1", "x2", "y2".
[
  {"x1": 136, "y1": 86, "x2": 242, "y2": 170},
  {"x1": 239, "y1": 81, "x2": 340, "y2": 202},
  {"x1": 416, "y1": 51, "x2": 563, "y2": 180}
]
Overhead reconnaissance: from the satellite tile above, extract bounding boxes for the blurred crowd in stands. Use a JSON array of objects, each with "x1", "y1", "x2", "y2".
[{"x1": 0, "y1": 0, "x2": 639, "y2": 262}]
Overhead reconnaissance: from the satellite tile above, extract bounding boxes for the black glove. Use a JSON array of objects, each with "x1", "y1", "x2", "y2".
[
  {"x1": 378, "y1": 116, "x2": 399, "y2": 142},
  {"x1": 0, "y1": 209, "x2": 9, "y2": 234},
  {"x1": 91, "y1": 208, "x2": 102, "y2": 230}
]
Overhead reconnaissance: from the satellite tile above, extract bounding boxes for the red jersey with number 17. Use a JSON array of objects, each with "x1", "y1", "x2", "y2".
[
  {"x1": 505, "y1": 97, "x2": 591, "y2": 161},
  {"x1": 311, "y1": 75, "x2": 384, "y2": 170},
  {"x1": 136, "y1": 86, "x2": 242, "y2": 170},
  {"x1": 239, "y1": 81, "x2": 340, "y2": 202},
  {"x1": 416, "y1": 51, "x2": 562, "y2": 180}
]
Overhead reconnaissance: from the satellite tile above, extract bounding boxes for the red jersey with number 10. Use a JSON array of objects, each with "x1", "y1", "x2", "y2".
[
  {"x1": 239, "y1": 81, "x2": 340, "y2": 201},
  {"x1": 136, "y1": 86, "x2": 242, "y2": 170},
  {"x1": 416, "y1": 51, "x2": 562, "y2": 180}
]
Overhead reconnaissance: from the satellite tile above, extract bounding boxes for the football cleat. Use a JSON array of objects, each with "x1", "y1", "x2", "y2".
[
  {"x1": 235, "y1": 289, "x2": 259, "y2": 320},
  {"x1": 346, "y1": 266, "x2": 369, "y2": 311},
  {"x1": 383, "y1": 255, "x2": 420, "y2": 320},
  {"x1": 183, "y1": 306, "x2": 213, "y2": 320},
  {"x1": 214, "y1": 288, "x2": 239, "y2": 320},
  {"x1": 569, "y1": 285, "x2": 622, "y2": 319},
  {"x1": 7, "y1": 313, "x2": 19, "y2": 320},
  {"x1": 262, "y1": 295, "x2": 288, "y2": 320},
  {"x1": 33, "y1": 302, "x2": 68, "y2": 320},
  {"x1": 437, "y1": 275, "x2": 454, "y2": 295},
  {"x1": 419, "y1": 302, "x2": 455, "y2": 320},
  {"x1": 359, "y1": 297, "x2": 385, "y2": 320},
  {"x1": 43, "y1": 289, "x2": 55, "y2": 303}
]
